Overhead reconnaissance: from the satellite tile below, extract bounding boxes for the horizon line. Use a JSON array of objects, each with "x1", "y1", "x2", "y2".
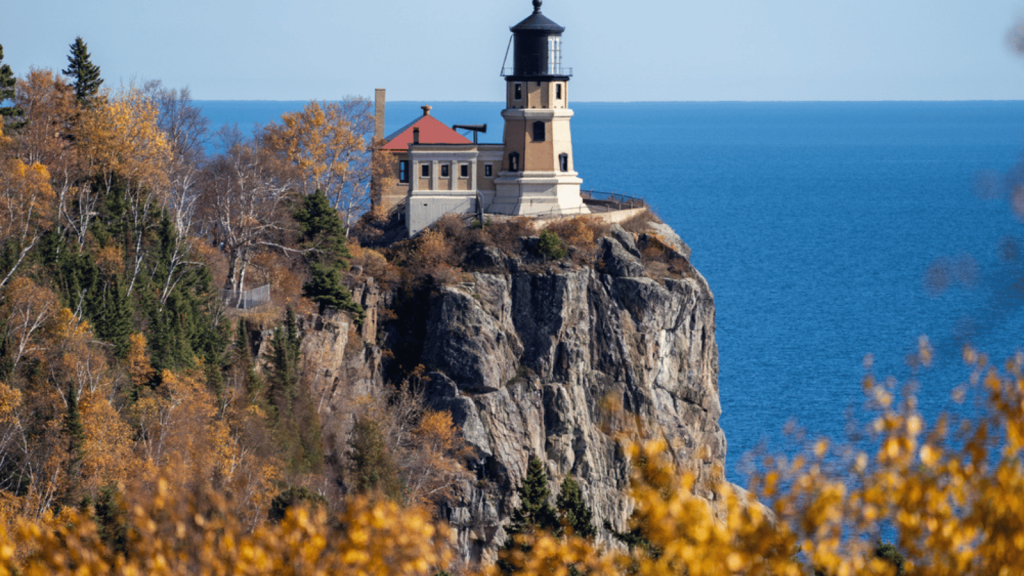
[{"x1": 193, "y1": 98, "x2": 1024, "y2": 104}]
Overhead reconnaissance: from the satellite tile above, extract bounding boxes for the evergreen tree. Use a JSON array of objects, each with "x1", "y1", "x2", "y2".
[
  {"x1": 349, "y1": 415, "x2": 403, "y2": 501},
  {"x1": 94, "y1": 483, "x2": 128, "y2": 556},
  {"x1": 556, "y1": 474, "x2": 596, "y2": 539},
  {"x1": 874, "y1": 541, "x2": 907, "y2": 576},
  {"x1": 62, "y1": 37, "x2": 103, "y2": 105},
  {"x1": 268, "y1": 486, "x2": 327, "y2": 523},
  {"x1": 0, "y1": 44, "x2": 23, "y2": 125},
  {"x1": 500, "y1": 455, "x2": 559, "y2": 573},
  {"x1": 294, "y1": 190, "x2": 362, "y2": 318},
  {"x1": 94, "y1": 277, "x2": 134, "y2": 359},
  {"x1": 263, "y1": 308, "x2": 322, "y2": 474},
  {"x1": 61, "y1": 383, "x2": 85, "y2": 505},
  {"x1": 235, "y1": 318, "x2": 265, "y2": 407}
]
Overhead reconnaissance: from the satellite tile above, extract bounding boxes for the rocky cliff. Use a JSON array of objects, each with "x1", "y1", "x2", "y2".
[{"x1": 290, "y1": 220, "x2": 726, "y2": 564}]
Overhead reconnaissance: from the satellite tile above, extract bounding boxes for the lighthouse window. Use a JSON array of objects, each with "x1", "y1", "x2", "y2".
[
  {"x1": 556, "y1": 84, "x2": 562, "y2": 100},
  {"x1": 399, "y1": 160, "x2": 409, "y2": 183},
  {"x1": 484, "y1": 164, "x2": 493, "y2": 177},
  {"x1": 420, "y1": 163, "x2": 430, "y2": 178},
  {"x1": 460, "y1": 163, "x2": 469, "y2": 178},
  {"x1": 533, "y1": 121, "x2": 545, "y2": 142},
  {"x1": 509, "y1": 152, "x2": 520, "y2": 172},
  {"x1": 440, "y1": 163, "x2": 450, "y2": 178},
  {"x1": 514, "y1": 83, "x2": 522, "y2": 101},
  {"x1": 559, "y1": 153, "x2": 569, "y2": 172}
]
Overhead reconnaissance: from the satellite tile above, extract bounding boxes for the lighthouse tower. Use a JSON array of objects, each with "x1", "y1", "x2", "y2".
[{"x1": 490, "y1": 0, "x2": 588, "y2": 216}]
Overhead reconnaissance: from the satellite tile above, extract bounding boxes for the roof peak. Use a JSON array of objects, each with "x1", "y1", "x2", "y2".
[{"x1": 533, "y1": 0, "x2": 542, "y2": 13}]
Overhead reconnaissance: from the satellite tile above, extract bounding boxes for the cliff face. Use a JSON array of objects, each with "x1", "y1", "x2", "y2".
[{"x1": 296, "y1": 223, "x2": 725, "y2": 564}]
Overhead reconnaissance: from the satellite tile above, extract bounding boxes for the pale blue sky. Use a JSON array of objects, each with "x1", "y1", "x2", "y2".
[{"x1": 3, "y1": 0, "x2": 1024, "y2": 101}]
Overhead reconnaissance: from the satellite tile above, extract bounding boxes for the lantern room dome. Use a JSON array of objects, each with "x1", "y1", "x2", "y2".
[{"x1": 511, "y1": 1, "x2": 565, "y2": 34}]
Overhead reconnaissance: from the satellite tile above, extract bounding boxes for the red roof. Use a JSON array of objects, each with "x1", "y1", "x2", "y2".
[{"x1": 382, "y1": 111, "x2": 471, "y2": 150}]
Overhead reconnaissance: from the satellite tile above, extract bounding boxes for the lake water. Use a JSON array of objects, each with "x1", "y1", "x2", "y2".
[{"x1": 199, "y1": 100, "x2": 1024, "y2": 484}]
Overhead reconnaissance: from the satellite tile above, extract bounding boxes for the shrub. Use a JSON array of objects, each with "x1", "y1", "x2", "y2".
[
  {"x1": 619, "y1": 207, "x2": 662, "y2": 234},
  {"x1": 538, "y1": 230, "x2": 567, "y2": 260},
  {"x1": 486, "y1": 218, "x2": 535, "y2": 255}
]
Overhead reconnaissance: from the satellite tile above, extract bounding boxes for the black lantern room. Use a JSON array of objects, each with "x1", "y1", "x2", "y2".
[{"x1": 508, "y1": 0, "x2": 570, "y2": 79}]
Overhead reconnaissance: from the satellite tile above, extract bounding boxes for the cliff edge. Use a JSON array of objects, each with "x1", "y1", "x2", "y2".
[{"x1": 293, "y1": 216, "x2": 726, "y2": 564}]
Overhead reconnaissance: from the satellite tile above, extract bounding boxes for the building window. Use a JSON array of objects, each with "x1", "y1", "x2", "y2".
[
  {"x1": 399, "y1": 160, "x2": 409, "y2": 183},
  {"x1": 484, "y1": 164, "x2": 493, "y2": 177},
  {"x1": 556, "y1": 84, "x2": 562, "y2": 100},
  {"x1": 440, "y1": 163, "x2": 450, "y2": 178},
  {"x1": 421, "y1": 163, "x2": 430, "y2": 178},
  {"x1": 559, "y1": 153, "x2": 569, "y2": 172},
  {"x1": 514, "y1": 83, "x2": 522, "y2": 101},
  {"x1": 509, "y1": 152, "x2": 520, "y2": 172},
  {"x1": 533, "y1": 121, "x2": 545, "y2": 142}
]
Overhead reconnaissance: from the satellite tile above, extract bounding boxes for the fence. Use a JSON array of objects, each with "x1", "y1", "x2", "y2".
[
  {"x1": 220, "y1": 284, "x2": 271, "y2": 310},
  {"x1": 580, "y1": 190, "x2": 646, "y2": 213}
]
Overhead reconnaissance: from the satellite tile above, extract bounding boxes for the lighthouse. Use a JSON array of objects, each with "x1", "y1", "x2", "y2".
[
  {"x1": 490, "y1": 0, "x2": 588, "y2": 216},
  {"x1": 373, "y1": 0, "x2": 590, "y2": 235}
]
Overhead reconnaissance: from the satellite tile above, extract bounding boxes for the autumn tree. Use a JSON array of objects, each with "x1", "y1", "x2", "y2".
[
  {"x1": 74, "y1": 84, "x2": 171, "y2": 293},
  {"x1": 62, "y1": 37, "x2": 102, "y2": 105},
  {"x1": 403, "y1": 409, "x2": 472, "y2": 508},
  {"x1": 263, "y1": 98, "x2": 374, "y2": 233},
  {"x1": 202, "y1": 126, "x2": 296, "y2": 294},
  {"x1": 0, "y1": 157, "x2": 57, "y2": 291},
  {"x1": 144, "y1": 81, "x2": 210, "y2": 305}
]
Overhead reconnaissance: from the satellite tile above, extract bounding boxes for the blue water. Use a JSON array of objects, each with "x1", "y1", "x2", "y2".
[{"x1": 199, "y1": 100, "x2": 1024, "y2": 483}]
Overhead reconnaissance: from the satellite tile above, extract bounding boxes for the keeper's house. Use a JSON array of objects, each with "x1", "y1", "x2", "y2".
[{"x1": 374, "y1": 0, "x2": 590, "y2": 236}]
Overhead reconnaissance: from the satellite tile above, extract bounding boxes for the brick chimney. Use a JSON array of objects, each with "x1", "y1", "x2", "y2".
[{"x1": 374, "y1": 88, "x2": 386, "y2": 142}]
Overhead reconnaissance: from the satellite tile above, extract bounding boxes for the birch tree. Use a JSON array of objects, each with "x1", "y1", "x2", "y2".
[
  {"x1": 262, "y1": 98, "x2": 374, "y2": 234},
  {"x1": 202, "y1": 127, "x2": 296, "y2": 294},
  {"x1": 145, "y1": 81, "x2": 209, "y2": 305},
  {"x1": 75, "y1": 84, "x2": 171, "y2": 295}
]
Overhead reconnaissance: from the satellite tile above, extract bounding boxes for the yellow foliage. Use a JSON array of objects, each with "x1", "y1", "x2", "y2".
[
  {"x1": 80, "y1": 391, "x2": 135, "y2": 493},
  {"x1": 0, "y1": 158, "x2": 56, "y2": 244},
  {"x1": 76, "y1": 84, "x2": 171, "y2": 193},
  {"x1": 0, "y1": 477, "x2": 452, "y2": 576}
]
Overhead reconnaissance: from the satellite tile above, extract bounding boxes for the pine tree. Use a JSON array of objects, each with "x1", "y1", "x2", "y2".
[
  {"x1": 62, "y1": 37, "x2": 103, "y2": 105},
  {"x1": 62, "y1": 383, "x2": 86, "y2": 505},
  {"x1": 264, "y1": 308, "x2": 322, "y2": 474},
  {"x1": 0, "y1": 44, "x2": 23, "y2": 125},
  {"x1": 94, "y1": 483, "x2": 128, "y2": 555},
  {"x1": 500, "y1": 455, "x2": 560, "y2": 573},
  {"x1": 94, "y1": 277, "x2": 134, "y2": 359},
  {"x1": 294, "y1": 190, "x2": 362, "y2": 318},
  {"x1": 556, "y1": 474, "x2": 597, "y2": 539},
  {"x1": 349, "y1": 415, "x2": 403, "y2": 501}
]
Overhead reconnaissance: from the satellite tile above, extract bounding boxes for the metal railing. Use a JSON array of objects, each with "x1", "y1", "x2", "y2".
[
  {"x1": 500, "y1": 66, "x2": 573, "y2": 77},
  {"x1": 220, "y1": 284, "x2": 271, "y2": 310},
  {"x1": 580, "y1": 190, "x2": 646, "y2": 213}
]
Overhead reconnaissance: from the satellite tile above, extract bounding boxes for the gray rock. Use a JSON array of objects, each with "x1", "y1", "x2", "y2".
[
  {"x1": 300, "y1": 224, "x2": 726, "y2": 565},
  {"x1": 609, "y1": 223, "x2": 642, "y2": 258},
  {"x1": 646, "y1": 221, "x2": 692, "y2": 259},
  {"x1": 466, "y1": 244, "x2": 505, "y2": 269},
  {"x1": 600, "y1": 237, "x2": 646, "y2": 277}
]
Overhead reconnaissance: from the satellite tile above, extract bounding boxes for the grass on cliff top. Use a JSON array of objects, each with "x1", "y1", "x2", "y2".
[{"x1": 352, "y1": 208, "x2": 695, "y2": 290}]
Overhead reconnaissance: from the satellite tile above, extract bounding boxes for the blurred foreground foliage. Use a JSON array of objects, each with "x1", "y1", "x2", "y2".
[{"x1": 0, "y1": 342, "x2": 1022, "y2": 575}]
